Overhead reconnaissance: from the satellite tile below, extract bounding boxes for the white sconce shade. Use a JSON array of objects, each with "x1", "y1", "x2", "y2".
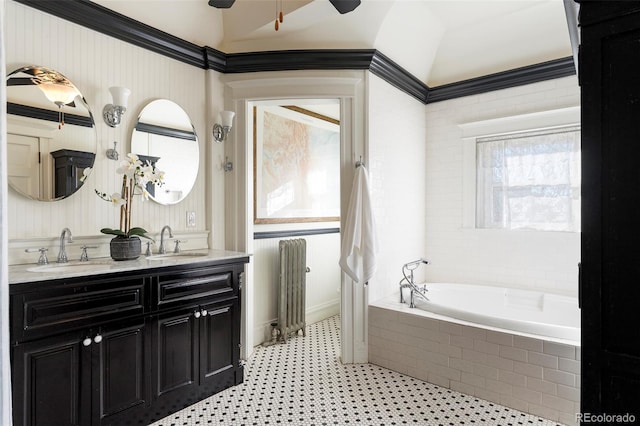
[
  {"x1": 213, "y1": 110, "x2": 235, "y2": 143},
  {"x1": 108, "y1": 86, "x2": 130, "y2": 109},
  {"x1": 103, "y1": 86, "x2": 131, "y2": 128},
  {"x1": 219, "y1": 110, "x2": 235, "y2": 127},
  {"x1": 39, "y1": 82, "x2": 79, "y2": 106}
]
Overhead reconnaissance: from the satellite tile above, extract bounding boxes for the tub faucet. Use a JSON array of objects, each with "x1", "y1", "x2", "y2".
[
  {"x1": 158, "y1": 225, "x2": 173, "y2": 254},
  {"x1": 57, "y1": 227, "x2": 73, "y2": 263},
  {"x1": 400, "y1": 257, "x2": 430, "y2": 307}
]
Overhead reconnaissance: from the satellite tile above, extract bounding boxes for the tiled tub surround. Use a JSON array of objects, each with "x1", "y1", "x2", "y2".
[{"x1": 369, "y1": 295, "x2": 580, "y2": 426}]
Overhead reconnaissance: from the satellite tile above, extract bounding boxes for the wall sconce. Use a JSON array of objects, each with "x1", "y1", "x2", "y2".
[
  {"x1": 212, "y1": 110, "x2": 235, "y2": 143},
  {"x1": 38, "y1": 82, "x2": 79, "y2": 129},
  {"x1": 103, "y1": 86, "x2": 131, "y2": 128}
]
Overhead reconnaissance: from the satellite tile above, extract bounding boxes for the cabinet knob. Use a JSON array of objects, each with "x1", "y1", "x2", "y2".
[
  {"x1": 93, "y1": 334, "x2": 103, "y2": 344},
  {"x1": 82, "y1": 337, "x2": 92, "y2": 347},
  {"x1": 194, "y1": 311, "x2": 201, "y2": 319},
  {"x1": 201, "y1": 309, "x2": 208, "y2": 317}
]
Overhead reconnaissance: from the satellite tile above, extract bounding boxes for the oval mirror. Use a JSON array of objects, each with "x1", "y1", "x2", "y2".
[
  {"x1": 6, "y1": 66, "x2": 97, "y2": 201},
  {"x1": 131, "y1": 99, "x2": 199, "y2": 205}
]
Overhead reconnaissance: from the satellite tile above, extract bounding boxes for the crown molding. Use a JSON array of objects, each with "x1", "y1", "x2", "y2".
[
  {"x1": 13, "y1": 0, "x2": 575, "y2": 105},
  {"x1": 427, "y1": 57, "x2": 576, "y2": 103}
]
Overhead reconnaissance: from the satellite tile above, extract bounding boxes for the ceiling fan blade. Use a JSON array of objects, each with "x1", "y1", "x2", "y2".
[
  {"x1": 208, "y1": 0, "x2": 235, "y2": 8},
  {"x1": 328, "y1": 0, "x2": 361, "y2": 14}
]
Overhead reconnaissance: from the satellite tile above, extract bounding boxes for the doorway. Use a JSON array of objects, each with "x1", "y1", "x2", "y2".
[
  {"x1": 218, "y1": 70, "x2": 368, "y2": 362},
  {"x1": 249, "y1": 99, "x2": 342, "y2": 347}
]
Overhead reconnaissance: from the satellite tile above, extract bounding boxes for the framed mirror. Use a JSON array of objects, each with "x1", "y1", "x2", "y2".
[
  {"x1": 6, "y1": 66, "x2": 97, "y2": 201},
  {"x1": 131, "y1": 99, "x2": 199, "y2": 205}
]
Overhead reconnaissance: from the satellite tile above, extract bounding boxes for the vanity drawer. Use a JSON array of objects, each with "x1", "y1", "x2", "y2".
[
  {"x1": 153, "y1": 266, "x2": 235, "y2": 312},
  {"x1": 12, "y1": 277, "x2": 146, "y2": 342}
]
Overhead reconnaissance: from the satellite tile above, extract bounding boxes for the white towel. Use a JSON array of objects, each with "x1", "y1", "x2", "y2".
[{"x1": 339, "y1": 164, "x2": 378, "y2": 284}]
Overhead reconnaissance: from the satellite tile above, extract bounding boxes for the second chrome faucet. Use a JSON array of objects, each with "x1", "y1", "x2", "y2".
[
  {"x1": 58, "y1": 227, "x2": 73, "y2": 263},
  {"x1": 158, "y1": 225, "x2": 173, "y2": 254}
]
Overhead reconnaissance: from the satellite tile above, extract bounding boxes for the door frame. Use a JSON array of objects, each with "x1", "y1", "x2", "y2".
[{"x1": 218, "y1": 70, "x2": 368, "y2": 362}]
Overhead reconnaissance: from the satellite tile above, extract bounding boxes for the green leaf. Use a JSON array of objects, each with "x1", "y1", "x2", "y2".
[
  {"x1": 128, "y1": 227, "x2": 154, "y2": 241},
  {"x1": 100, "y1": 228, "x2": 126, "y2": 237}
]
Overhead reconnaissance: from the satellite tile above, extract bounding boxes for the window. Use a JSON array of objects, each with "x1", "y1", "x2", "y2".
[{"x1": 475, "y1": 126, "x2": 580, "y2": 232}]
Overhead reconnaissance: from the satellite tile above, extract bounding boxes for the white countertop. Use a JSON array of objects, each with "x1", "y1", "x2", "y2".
[{"x1": 9, "y1": 249, "x2": 251, "y2": 284}]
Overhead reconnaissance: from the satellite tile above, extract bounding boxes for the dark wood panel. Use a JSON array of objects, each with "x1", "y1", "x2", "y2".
[
  {"x1": 153, "y1": 310, "x2": 198, "y2": 397},
  {"x1": 580, "y1": 0, "x2": 640, "y2": 418},
  {"x1": 17, "y1": 280, "x2": 145, "y2": 342},
  {"x1": 153, "y1": 265, "x2": 239, "y2": 311},
  {"x1": 10, "y1": 258, "x2": 246, "y2": 425},
  {"x1": 94, "y1": 321, "x2": 149, "y2": 424},
  {"x1": 12, "y1": 332, "x2": 90, "y2": 426}
]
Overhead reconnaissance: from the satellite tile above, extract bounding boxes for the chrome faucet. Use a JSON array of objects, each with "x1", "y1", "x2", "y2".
[
  {"x1": 57, "y1": 228, "x2": 73, "y2": 263},
  {"x1": 158, "y1": 225, "x2": 173, "y2": 254},
  {"x1": 399, "y1": 258, "x2": 430, "y2": 307}
]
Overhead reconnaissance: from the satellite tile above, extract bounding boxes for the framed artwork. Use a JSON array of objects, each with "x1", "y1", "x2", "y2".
[{"x1": 254, "y1": 105, "x2": 340, "y2": 224}]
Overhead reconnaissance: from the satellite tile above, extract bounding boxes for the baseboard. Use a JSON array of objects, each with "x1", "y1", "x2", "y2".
[{"x1": 253, "y1": 298, "x2": 340, "y2": 346}]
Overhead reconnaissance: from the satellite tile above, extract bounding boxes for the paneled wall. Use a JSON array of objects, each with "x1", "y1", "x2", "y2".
[
  {"x1": 5, "y1": 2, "x2": 223, "y2": 263},
  {"x1": 424, "y1": 76, "x2": 581, "y2": 296}
]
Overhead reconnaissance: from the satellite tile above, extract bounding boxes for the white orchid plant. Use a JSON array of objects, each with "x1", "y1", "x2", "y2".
[{"x1": 96, "y1": 153, "x2": 164, "y2": 240}]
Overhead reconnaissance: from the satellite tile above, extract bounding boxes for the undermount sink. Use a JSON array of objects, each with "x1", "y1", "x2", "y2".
[
  {"x1": 26, "y1": 261, "x2": 107, "y2": 273},
  {"x1": 145, "y1": 252, "x2": 208, "y2": 261}
]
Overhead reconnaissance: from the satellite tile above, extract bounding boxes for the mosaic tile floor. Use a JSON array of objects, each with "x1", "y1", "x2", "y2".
[{"x1": 149, "y1": 316, "x2": 563, "y2": 426}]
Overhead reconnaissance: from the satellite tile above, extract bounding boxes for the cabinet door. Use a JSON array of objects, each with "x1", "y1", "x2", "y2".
[
  {"x1": 199, "y1": 298, "x2": 240, "y2": 396},
  {"x1": 12, "y1": 332, "x2": 91, "y2": 426},
  {"x1": 580, "y1": 2, "x2": 640, "y2": 418},
  {"x1": 151, "y1": 308, "x2": 199, "y2": 404},
  {"x1": 92, "y1": 320, "x2": 151, "y2": 426}
]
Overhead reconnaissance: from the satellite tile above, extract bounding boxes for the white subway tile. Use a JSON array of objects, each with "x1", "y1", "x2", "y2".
[
  {"x1": 514, "y1": 336, "x2": 544, "y2": 352},
  {"x1": 513, "y1": 361, "x2": 543, "y2": 379},
  {"x1": 557, "y1": 384, "x2": 580, "y2": 402},
  {"x1": 485, "y1": 354, "x2": 514, "y2": 372},
  {"x1": 498, "y1": 370, "x2": 527, "y2": 388},
  {"x1": 543, "y1": 342, "x2": 576, "y2": 359},
  {"x1": 512, "y1": 385, "x2": 543, "y2": 405},
  {"x1": 558, "y1": 358, "x2": 580, "y2": 374},
  {"x1": 542, "y1": 394, "x2": 575, "y2": 413},
  {"x1": 461, "y1": 371, "x2": 486, "y2": 388},
  {"x1": 486, "y1": 378, "x2": 513, "y2": 396},
  {"x1": 528, "y1": 351, "x2": 559, "y2": 369},
  {"x1": 527, "y1": 377, "x2": 557, "y2": 395},
  {"x1": 486, "y1": 331, "x2": 514, "y2": 347},
  {"x1": 499, "y1": 346, "x2": 528, "y2": 362},
  {"x1": 474, "y1": 340, "x2": 500, "y2": 356},
  {"x1": 544, "y1": 368, "x2": 576, "y2": 387}
]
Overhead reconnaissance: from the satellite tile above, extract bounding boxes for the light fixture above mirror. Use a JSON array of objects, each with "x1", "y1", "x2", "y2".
[
  {"x1": 103, "y1": 86, "x2": 130, "y2": 128},
  {"x1": 212, "y1": 110, "x2": 235, "y2": 143}
]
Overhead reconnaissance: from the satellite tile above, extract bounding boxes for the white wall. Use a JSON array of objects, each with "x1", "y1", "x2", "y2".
[
  {"x1": 5, "y1": 2, "x2": 224, "y2": 264},
  {"x1": 252, "y1": 232, "x2": 341, "y2": 346},
  {"x1": 424, "y1": 76, "x2": 581, "y2": 296},
  {"x1": 367, "y1": 73, "x2": 428, "y2": 303}
]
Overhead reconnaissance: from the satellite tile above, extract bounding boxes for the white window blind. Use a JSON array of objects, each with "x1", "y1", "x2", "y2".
[{"x1": 476, "y1": 126, "x2": 581, "y2": 232}]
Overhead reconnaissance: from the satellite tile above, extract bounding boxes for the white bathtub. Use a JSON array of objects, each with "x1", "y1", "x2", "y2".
[
  {"x1": 370, "y1": 283, "x2": 581, "y2": 424},
  {"x1": 403, "y1": 282, "x2": 580, "y2": 345}
]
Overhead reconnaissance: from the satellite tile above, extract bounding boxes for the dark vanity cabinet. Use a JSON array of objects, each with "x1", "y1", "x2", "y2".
[
  {"x1": 50, "y1": 149, "x2": 96, "y2": 198},
  {"x1": 10, "y1": 258, "x2": 247, "y2": 426}
]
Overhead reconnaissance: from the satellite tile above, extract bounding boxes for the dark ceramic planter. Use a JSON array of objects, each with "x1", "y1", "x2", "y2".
[{"x1": 110, "y1": 236, "x2": 141, "y2": 261}]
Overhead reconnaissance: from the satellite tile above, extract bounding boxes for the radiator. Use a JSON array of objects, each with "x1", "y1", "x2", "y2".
[{"x1": 278, "y1": 238, "x2": 307, "y2": 341}]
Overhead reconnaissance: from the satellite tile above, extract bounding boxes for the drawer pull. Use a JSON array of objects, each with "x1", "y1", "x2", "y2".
[
  {"x1": 93, "y1": 334, "x2": 103, "y2": 344},
  {"x1": 83, "y1": 337, "x2": 92, "y2": 347},
  {"x1": 194, "y1": 311, "x2": 201, "y2": 319},
  {"x1": 201, "y1": 309, "x2": 208, "y2": 317}
]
